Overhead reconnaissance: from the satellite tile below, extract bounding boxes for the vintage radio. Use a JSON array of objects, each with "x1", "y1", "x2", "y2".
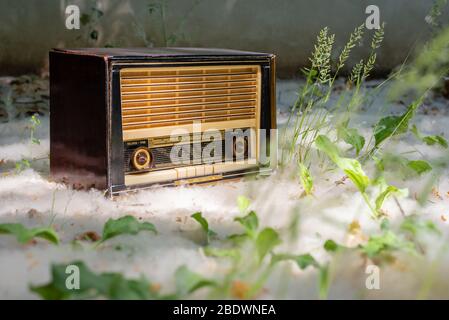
[{"x1": 49, "y1": 48, "x2": 276, "y2": 195}]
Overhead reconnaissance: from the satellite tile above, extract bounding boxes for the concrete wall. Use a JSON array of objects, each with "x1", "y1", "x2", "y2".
[{"x1": 0, "y1": 0, "x2": 442, "y2": 77}]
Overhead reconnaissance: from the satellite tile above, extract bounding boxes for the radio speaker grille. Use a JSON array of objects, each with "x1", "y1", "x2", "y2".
[{"x1": 119, "y1": 65, "x2": 261, "y2": 131}]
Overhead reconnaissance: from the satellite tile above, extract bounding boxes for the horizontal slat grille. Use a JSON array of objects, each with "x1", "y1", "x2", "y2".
[{"x1": 120, "y1": 65, "x2": 260, "y2": 131}]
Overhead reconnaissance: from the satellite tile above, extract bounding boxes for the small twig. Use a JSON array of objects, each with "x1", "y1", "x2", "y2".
[{"x1": 393, "y1": 195, "x2": 406, "y2": 217}]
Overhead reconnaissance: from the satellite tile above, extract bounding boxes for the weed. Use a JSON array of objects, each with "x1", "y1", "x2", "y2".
[
  {"x1": 91, "y1": 215, "x2": 157, "y2": 248},
  {"x1": 0, "y1": 223, "x2": 59, "y2": 245},
  {"x1": 191, "y1": 212, "x2": 217, "y2": 245}
]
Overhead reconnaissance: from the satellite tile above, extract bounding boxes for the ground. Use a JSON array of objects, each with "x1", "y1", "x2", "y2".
[{"x1": 1, "y1": 76, "x2": 449, "y2": 299}]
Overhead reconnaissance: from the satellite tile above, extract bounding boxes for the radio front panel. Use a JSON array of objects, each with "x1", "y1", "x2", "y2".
[{"x1": 117, "y1": 64, "x2": 262, "y2": 187}]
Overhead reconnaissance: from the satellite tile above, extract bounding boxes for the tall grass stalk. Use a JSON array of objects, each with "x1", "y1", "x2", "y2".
[{"x1": 281, "y1": 24, "x2": 385, "y2": 169}]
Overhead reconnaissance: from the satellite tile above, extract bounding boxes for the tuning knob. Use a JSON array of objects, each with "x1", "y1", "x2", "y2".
[
  {"x1": 233, "y1": 136, "x2": 248, "y2": 159},
  {"x1": 131, "y1": 147, "x2": 152, "y2": 170}
]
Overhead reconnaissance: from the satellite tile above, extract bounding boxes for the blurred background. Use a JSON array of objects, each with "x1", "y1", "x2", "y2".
[{"x1": 0, "y1": 0, "x2": 445, "y2": 77}]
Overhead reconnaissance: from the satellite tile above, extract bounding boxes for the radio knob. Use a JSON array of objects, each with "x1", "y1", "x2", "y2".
[
  {"x1": 131, "y1": 147, "x2": 152, "y2": 170},
  {"x1": 233, "y1": 136, "x2": 249, "y2": 159}
]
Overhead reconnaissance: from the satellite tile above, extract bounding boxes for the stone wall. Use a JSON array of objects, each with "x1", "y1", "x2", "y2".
[{"x1": 0, "y1": 0, "x2": 443, "y2": 77}]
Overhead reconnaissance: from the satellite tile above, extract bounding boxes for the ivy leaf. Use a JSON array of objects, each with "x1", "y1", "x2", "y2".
[
  {"x1": 338, "y1": 126, "x2": 365, "y2": 155},
  {"x1": 316, "y1": 135, "x2": 370, "y2": 192},
  {"x1": 407, "y1": 160, "x2": 432, "y2": 175},
  {"x1": 191, "y1": 212, "x2": 217, "y2": 244},
  {"x1": 237, "y1": 196, "x2": 251, "y2": 213},
  {"x1": 0, "y1": 223, "x2": 59, "y2": 245},
  {"x1": 234, "y1": 211, "x2": 259, "y2": 239},
  {"x1": 175, "y1": 265, "x2": 216, "y2": 296},
  {"x1": 374, "y1": 99, "x2": 421, "y2": 147},
  {"x1": 255, "y1": 228, "x2": 281, "y2": 261},
  {"x1": 298, "y1": 163, "x2": 314, "y2": 195},
  {"x1": 101, "y1": 215, "x2": 157, "y2": 243}
]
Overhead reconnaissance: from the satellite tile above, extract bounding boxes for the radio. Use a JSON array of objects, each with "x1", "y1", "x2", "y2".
[{"x1": 49, "y1": 48, "x2": 276, "y2": 195}]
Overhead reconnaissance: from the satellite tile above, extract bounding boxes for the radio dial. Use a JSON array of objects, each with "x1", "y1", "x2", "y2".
[{"x1": 131, "y1": 147, "x2": 152, "y2": 170}]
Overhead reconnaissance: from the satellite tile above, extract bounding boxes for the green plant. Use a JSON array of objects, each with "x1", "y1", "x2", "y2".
[
  {"x1": 31, "y1": 261, "x2": 216, "y2": 300},
  {"x1": 190, "y1": 198, "x2": 329, "y2": 299},
  {"x1": 14, "y1": 159, "x2": 30, "y2": 173},
  {"x1": 298, "y1": 163, "x2": 314, "y2": 196},
  {"x1": 0, "y1": 223, "x2": 59, "y2": 245},
  {"x1": 31, "y1": 261, "x2": 158, "y2": 300},
  {"x1": 174, "y1": 265, "x2": 216, "y2": 297},
  {"x1": 191, "y1": 212, "x2": 217, "y2": 245},
  {"x1": 14, "y1": 113, "x2": 42, "y2": 173},
  {"x1": 391, "y1": 24, "x2": 449, "y2": 98},
  {"x1": 371, "y1": 97, "x2": 423, "y2": 152},
  {"x1": 411, "y1": 124, "x2": 448, "y2": 148},
  {"x1": 361, "y1": 231, "x2": 417, "y2": 259},
  {"x1": 93, "y1": 215, "x2": 157, "y2": 247},
  {"x1": 315, "y1": 135, "x2": 407, "y2": 218},
  {"x1": 280, "y1": 23, "x2": 385, "y2": 193}
]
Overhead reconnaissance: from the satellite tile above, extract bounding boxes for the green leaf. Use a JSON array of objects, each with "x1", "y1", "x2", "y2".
[
  {"x1": 298, "y1": 163, "x2": 314, "y2": 195},
  {"x1": 374, "y1": 99, "x2": 421, "y2": 147},
  {"x1": 101, "y1": 215, "x2": 157, "y2": 243},
  {"x1": 315, "y1": 135, "x2": 341, "y2": 164},
  {"x1": 423, "y1": 135, "x2": 448, "y2": 148},
  {"x1": 375, "y1": 185, "x2": 408, "y2": 212},
  {"x1": 237, "y1": 196, "x2": 251, "y2": 213},
  {"x1": 295, "y1": 254, "x2": 319, "y2": 269},
  {"x1": 0, "y1": 223, "x2": 59, "y2": 245},
  {"x1": 411, "y1": 124, "x2": 448, "y2": 148},
  {"x1": 175, "y1": 265, "x2": 216, "y2": 296},
  {"x1": 323, "y1": 239, "x2": 340, "y2": 252},
  {"x1": 400, "y1": 216, "x2": 441, "y2": 237},
  {"x1": 337, "y1": 127, "x2": 365, "y2": 155},
  {"x1": 191, "y1": 212, "x2": 217, "y2": 244},
  {"x1": 227, "y1": 233, "x2": 250, "y2": 245},
  {"x1": 30, "y1": 261, "x2": 156, "y2": 300},
  {"x1": 255, "y1": 228, "x2": 281, "y2": 261},
  {"x1": 338, "y1": 158, "x2": 371, "y2": 192},
  {"x1": 380, "y1": 218, "x2": 390, "y2": 231},
  {"x1": 407, "y1": 160, "x2": 432, "y2": 175},
  {"x1": 272, "y1": 253, "x2": 319, "y2": 269},
  {"x1": 30, "y1": 114, "x2": 40, "y2": 126},
  {"x1": 234, "y1": 211, "x2": 259, "y2": 238},
  {"x1": 203, "y1": 247, "x2": 240, "y2": 259},
  {"x1": 360, "y1": 231, "x2": 416, "y2": 258},
  {"x1": 316, "y1": 135, "x2": 370, "y2": 192}
]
